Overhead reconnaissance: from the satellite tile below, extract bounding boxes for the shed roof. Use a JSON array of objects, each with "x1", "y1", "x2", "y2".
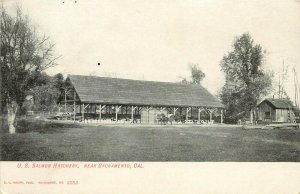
[
  {"x1": 68, "y1": 74, "x2": 223, "y2": 108},
  {"x1": 258, "y1": 98, "x2": 293, "y2": 109}
]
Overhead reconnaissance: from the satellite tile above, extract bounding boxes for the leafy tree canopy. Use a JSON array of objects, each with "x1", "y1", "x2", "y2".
[
  {"x1": 0, "y1": 5, "x2": 58, "y2": 133},
  {"x1": 25, "y1": 73, "x2": 65, "y2": 112},
  {"x1": 219, "y1": 33, "x2": 273, "y2": 123},
  {"x1": 180, "y1": 64, "x2": 206, "y2": 85}
]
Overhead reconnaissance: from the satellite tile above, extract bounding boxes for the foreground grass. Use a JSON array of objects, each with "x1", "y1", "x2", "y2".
[{"x1": 1, "y1": 119, "x2": 300, "y2": 161}]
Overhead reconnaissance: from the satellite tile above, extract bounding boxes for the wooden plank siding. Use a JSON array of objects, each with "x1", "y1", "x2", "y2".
[
  {"x1": 275, "y1": 109, "x2": 289, "y2": 122},
  {"x1": 141, "y1": 109, "x2": 168, "y2": 124},
  {"x1": 257, "y1": 98, "x2": 294, "y2": 123}
]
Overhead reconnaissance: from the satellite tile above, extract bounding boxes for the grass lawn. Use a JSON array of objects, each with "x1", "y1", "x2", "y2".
[{"x1": 1, "y1": 119, "x2": 300, "y2": 161}]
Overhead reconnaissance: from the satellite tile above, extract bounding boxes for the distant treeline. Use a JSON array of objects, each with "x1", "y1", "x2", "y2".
[{"x1": 19, "y1": 73, "x2": 66, "y2": 115}]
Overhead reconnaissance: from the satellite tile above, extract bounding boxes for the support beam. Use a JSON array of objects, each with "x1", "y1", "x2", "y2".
[
  {"x1": 146, "y1": 106, "x2": 152, "y2": 123},
  {"x1": 186, "y1": 107, "x2": 191, "y2": 122},
  {"x1": 63, "y1": 100, "x2": 80, "y2": 103},
  {"x1": 96, "y1": 105, "x2": 106, "y2": 122},
  {"x1": 173, "y1": 107, "x2": 179, "y2": 115},
  {"x1": 73, "y1": 89, "x2": 76, "y2": 122},
  {"x1": 82, "y1": 103, "x2": 84, "y2": 122},
  {"x1": 115, "y1": 105, "x2": 122, "y2": 122},
  {"x1": 131, "y1": 106, "x2": 138, "y2": 122},
  {"x1": 79, "y1": 103, "x2": 81, "y2": 116},
  {"x1": 160, "y1": 107, "x2": 166, "y2": 113},
  {"x1": 145, "y1": 106, "x2": 152, "y2": 112},
  {"x1": 64, "y1": 90, "x2": 67, "y2": 119},
  {"x1": 198, "y1": 108, "x2": 205, "y2": 124},
  {"x1": 250, "y1": 109, "x2": 253, "y2": 125},
  {"x1": 99, "y1": 104, "x2": 102, "y2": 121},
  {"x1": 82, "y1": 104, "x2": 90, "y2": 122},
  {"x1": 221, "y1": 109, "x2": 223, "y2": 124},
  {"x1": 207, "y1": 108, "x2": 217, "y2": 122},
  {"x1": 64, "y1": 88, "x2": 73, "y2": 114}
]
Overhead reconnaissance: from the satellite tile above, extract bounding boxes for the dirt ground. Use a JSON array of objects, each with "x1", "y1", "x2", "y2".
[{"x1": 1, "y1": 119, "x2": 300, "y2": 161}]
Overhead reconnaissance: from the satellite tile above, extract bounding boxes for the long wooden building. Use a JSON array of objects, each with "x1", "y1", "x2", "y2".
[{"x1": 60, "y1": 75, "x2": 224, "y2": 124}]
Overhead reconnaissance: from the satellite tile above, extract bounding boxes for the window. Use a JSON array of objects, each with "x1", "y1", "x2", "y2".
[{"x1": 265, "y1": 112, "x2": 271, "y2": 119}]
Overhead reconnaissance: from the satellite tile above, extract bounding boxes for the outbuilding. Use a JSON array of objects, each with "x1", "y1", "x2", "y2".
[{"x1": 256, "y1": 98, "x2": 295, "y2": 123}]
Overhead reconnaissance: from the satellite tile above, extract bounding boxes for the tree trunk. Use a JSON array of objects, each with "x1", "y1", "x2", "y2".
[
  {"x1": 250, "y1": 109, "x2": 254, "y2": 125},
  {"x1": 7, "y1": 101, "x2": 18, "y2": 134}
]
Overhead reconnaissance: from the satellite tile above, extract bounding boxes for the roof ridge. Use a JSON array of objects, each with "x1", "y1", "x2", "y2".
[
  {"x1": 68, "y1": 74, "x2": 207, "y2": 88},
  {"x1": 266, "y1": 98, "x2": 291, "y2": 101}
]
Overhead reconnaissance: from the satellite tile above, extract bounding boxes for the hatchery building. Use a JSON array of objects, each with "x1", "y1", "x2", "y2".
[{"x1": 58, "y1": 75, "x2": 224, "y2": 124}]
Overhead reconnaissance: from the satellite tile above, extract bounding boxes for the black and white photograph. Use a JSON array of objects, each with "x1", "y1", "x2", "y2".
[{"x1": 1, "y1": 0, "x2": 300, "y2": 193}]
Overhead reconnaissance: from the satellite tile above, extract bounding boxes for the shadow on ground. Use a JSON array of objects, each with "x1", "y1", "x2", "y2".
[{"x1": 2, "y1": 118, "x2": 81, "y2": 134}]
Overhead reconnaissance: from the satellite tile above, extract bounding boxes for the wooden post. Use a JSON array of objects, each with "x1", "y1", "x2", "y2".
[
  {"x1": 250, "y1": 109, "x2": 253, "y2": 125},
  {"x1": 186, "y1": 108, "x2": 188, "y2": 121},
  {"x1": 186, "y1": 107, "x2": 191, "y2": 122},
  {"x1": 82, "y1": 103, "x2": 85, "y2": 122},
  {"x1": 173, "y1": 107, "x2": 179, "y2": 117},
  {"x1": 82, "y1": 104, "x2": 90, "y2": 123},
  {"x1": 116, "y1": 106, "x2": 118, "y2": 122},
  {"x1": 221, "y1": 109, "x2": 223, "y2": 124},
  {"x1": 99, "y1": 104, "x2": 102, "y2": 121},
  {"x1": 131, "y1": 106, "x2": 137, "y2": 122},
  {"x1": 145, "y1": 106, "x2": 152, "y2": 124},
  {"x1": 198, "y1": 108, "x2": 200, "y2": 123},
  {"x1": 147, "y1": 106, "x2": 149, "y2": 123},
  {"x1": 115, "y1": 105, "x2": 122, "y2": 122},
  {"x1": 73, "y1": 89, "x2": 76, "y2": 122},
  {"x1": 207, "y1": 108, "x2": 217, "y2": 123},
  {"x1": 64, "y1": 89, "x2": 67, "y2": 114},
  {"x1": 79, "y1": 103, "x2": 81, "y2": 117},
  {"x1": 137, "y1": 107, "x2": 141, "y2": 115},
  {"x1": 253, "y1": 109, "x2": 256, "y2": 125},
  {"x1": 64, "y1": 89, "x2": 67, "y2": 120},
  {"x1": 100, "y1": 105, "x2": 106, "y2": 122},
  {"x1": 198, "y1": 108, "x2": 204, "y2": 124},
  {"x1": 131, "y1": 106, "x2": 134, "y2": 121}
]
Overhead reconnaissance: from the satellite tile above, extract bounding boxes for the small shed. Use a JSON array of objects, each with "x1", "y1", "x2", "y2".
[{"x1": 256, "y1": 98, "x2": 294, "y2": 122}]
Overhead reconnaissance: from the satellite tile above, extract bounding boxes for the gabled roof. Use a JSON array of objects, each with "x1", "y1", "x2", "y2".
[
  {"x1": 258, "y1": 98, "x2": 293, "y2": 109},
  {"x1": 68, "y1": 75, "x2": 223, "y2": 108}
]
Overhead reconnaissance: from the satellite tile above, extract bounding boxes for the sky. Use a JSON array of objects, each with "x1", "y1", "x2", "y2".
[{"x1": 3, "y1": 0, "x2": 300, "y2": 100}]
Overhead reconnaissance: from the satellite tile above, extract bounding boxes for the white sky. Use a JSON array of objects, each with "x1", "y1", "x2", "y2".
[{"x1": 4, "y1": 0, "x2": 300, "y2": 99}]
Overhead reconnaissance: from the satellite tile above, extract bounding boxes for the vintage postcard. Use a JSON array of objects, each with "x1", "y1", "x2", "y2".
[{"x1": 1, "y1": 0, "x2": 300, "y2": 193}]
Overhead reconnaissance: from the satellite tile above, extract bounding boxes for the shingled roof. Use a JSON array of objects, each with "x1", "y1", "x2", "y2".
[
  {"x1": 258, "y1": 98, "x2": 293, "y2": 109},
  {"x1": 68, "y1": 75, "x2": 223, "y2": 108}
]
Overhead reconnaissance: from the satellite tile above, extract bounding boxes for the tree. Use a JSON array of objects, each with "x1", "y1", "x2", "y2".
[
  {"x1": 219, "y1": 33, "x2": 272, "y2": 123},
  {"x1": 29, "y1": 73, "x2": 64, "y2": 112},
  {"x1": 0, "y1": 6, "x2": 58, "y2": 133},
  {"x1": 53, "y1": 73, "x2": 65, "y2": 94},
  {"x1": 180, "y1": 64, "x2": 206, "y2": 85}
]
